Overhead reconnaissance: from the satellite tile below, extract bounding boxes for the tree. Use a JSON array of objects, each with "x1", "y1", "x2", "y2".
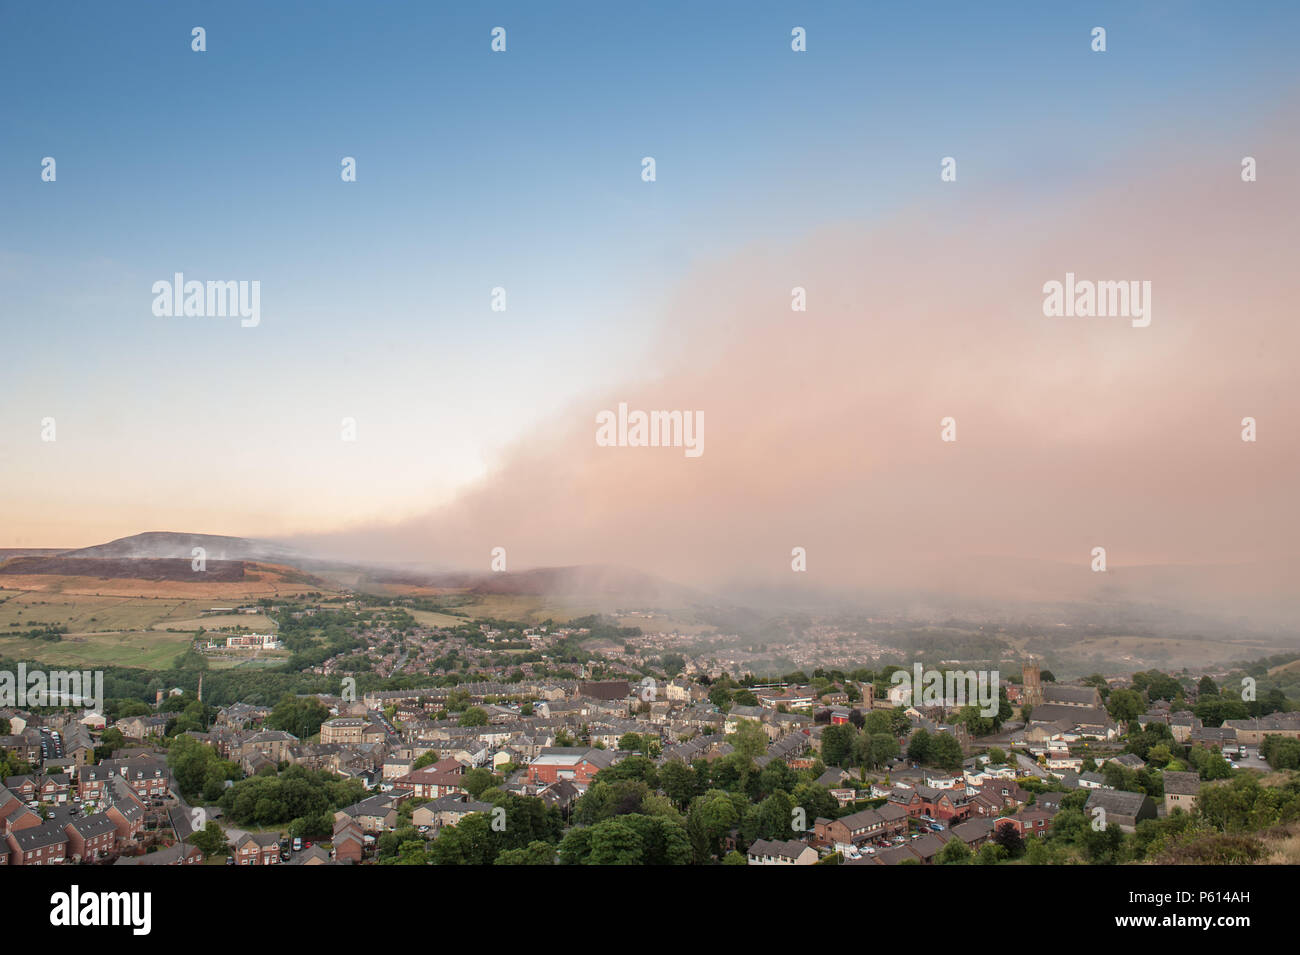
[
  {"x1": 494, "y1": 841, "x2": 556, "y2": 865},
  {"x1": 188, "y1": 820, "x2": 229, "y2": 857},
  {"x1": 458, "y1": 707, "x2": 488, "y2": 727},
  {"x1": 992, "y1": 822, "x2": 1025, "y2": 858},
  {"x1": 460, "y1": 767, "x2": 500, "y2": 798},
  {"x1": 686, "y1": 790, "x2": 740, "y2": 862},
  {"x1": 266, "y1": 694, "x2": 329, "y2": 739},
  {"x1": 928, "y1": 733, "x2": 964, "y2": 771},
  {"x1": 586, "y1": 818, "x2": 644, "y2": 865},
  {"x1": 821, "y1": 724, "x2": 857, "y2": 767},
  {"x1": 1081, "y1": 823, "x2": 1126, "y2": 864},
  {"x1": 906, "y1": 729, "x2": 931, "y2": 764},
  {"x1": 659, "y1": 759, "x2": 700, "y2": 809},
  {"x1": 727, "y1": 719, "x2": 767, "y2": 762},
  {"x1": 936, "y1": 838, "x2": 973, "y2": 865},
  {"x1": 1106, "y1": 689, "x2": 1144, "y2": 723},
  {"x1": 975, "y1": 843, "x2": 1007, "y2": 865}
]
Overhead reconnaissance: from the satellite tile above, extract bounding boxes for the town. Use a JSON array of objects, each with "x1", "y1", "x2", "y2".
[{"x1": 3, "y1": 596, "x2": 1298, "y2": 867}]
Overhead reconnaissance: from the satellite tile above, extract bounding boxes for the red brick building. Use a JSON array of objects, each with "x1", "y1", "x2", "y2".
[{"x1": 526, "y1": 747, "x2": 615, "y2": 785}]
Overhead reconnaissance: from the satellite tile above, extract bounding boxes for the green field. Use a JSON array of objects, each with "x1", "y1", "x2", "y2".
[
  {"x1": 0, "y1": 590, "x2": 261, "y2": 632},
  {"x1": 0, "y1": 629, "x2": 194, "y2": 669},
  {"x1": 408, "y1": 609, "x2": 474, "y2": 628}
]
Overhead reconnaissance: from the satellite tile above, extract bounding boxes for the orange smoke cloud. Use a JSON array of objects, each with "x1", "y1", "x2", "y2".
[{"x1": 300, "y1": 124, "x2": 1299, "y2": 610}]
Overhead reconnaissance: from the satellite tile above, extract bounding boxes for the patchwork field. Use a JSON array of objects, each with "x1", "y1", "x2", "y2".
[{"x1": 0, "y1": 563, "x2": 339, "y2": 668}]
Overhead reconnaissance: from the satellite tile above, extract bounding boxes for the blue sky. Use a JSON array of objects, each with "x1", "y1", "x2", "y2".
[{"x1": 2, "y1": 1, "x2": 1297, "y2": 545}]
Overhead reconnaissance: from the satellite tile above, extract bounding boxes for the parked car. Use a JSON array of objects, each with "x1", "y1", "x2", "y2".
[{"x1": 291, "y1": 837, "x2": 303, "y2": 852}]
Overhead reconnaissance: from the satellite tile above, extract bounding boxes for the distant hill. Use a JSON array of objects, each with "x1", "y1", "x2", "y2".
[
  {"x1": 60, "y1": 531, "x2": 303, "y2": 563},
  {"x1": 7, "y1": 533, "x2": 709, "y2": 607},
  {"x1": 361, "y1": 563, "x2": 711, "y2": 605},
  {"x1": 0, "y1": 555, "x2": 247, "y2": 582}
]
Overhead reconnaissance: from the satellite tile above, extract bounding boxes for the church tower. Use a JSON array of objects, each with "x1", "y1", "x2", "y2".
[{"x1": 1022, "y1": 662, "x2": 1043, "y2": 707}]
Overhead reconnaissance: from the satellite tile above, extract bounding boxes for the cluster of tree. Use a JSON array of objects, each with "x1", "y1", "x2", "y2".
[
  {"x1": 218, "y1": 764, "x2": 367, "y2": 827},
  {"x1": 166, "y1": 735, "x2": 241, "y2": 802},
  {"x1": 905, "y1": 729, "x2": 964, "y2": 771},
  {"x1": 0, "y1": 748, "x2": 32, "y2": 779},
  {"x1": 16, "y1": 624, "x2": 66, "y2": 641},
  {"x1": 559, "y1": 813, "x2": 691, "y2": 865},
  {"x1": 1260, "y1": 734, "x2": 1300, "y2": 770},
  {"x1": 820, "y1": 723, "x2": 900, "y2": 771},
  {"x1": 378, "y1": 790, "x2": 563, "y2": 865},
  {"x1": 266, "y1": 694, "x2": 331, "y2": 739},
  {"x1": 569, "y1": 750, "x2": 851, "y2": 863},
  {"x1": 1184, "y1": 744, "x2": 1234, "y2": 781},
  {"x1": 949, "y1": 688, "x2": 1014, "y2": 735},
  {"x1": 1013, "y1": 766, "x2": 1300, "y2": 866},
  {"x1": 935, "y1": 824, "x2": 1024, "y2": 865}
]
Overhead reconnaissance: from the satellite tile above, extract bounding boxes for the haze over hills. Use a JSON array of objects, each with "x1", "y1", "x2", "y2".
[
  {"x1": 0, "y1": 531, "x2": 713, "y2": 610},
  {"x1": 0, "y1": 531, "x2": 1295, "y2": 639}
]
